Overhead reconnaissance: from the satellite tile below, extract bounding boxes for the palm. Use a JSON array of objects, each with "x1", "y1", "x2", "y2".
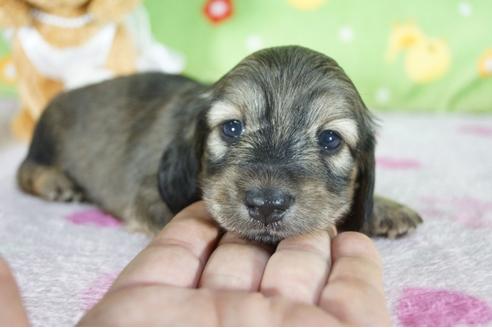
[
  {"x1": 78, "y1": 202, "x2": 390, "y2": 326},
  {"x1": 0, "y1": 202, "x2": 390, "y2": 326}
]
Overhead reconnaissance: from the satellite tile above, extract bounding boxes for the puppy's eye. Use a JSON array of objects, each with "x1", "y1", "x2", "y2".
[
  {"x1": 221, "y1": 120, "x2": 244, "y2": 139},
  {"x1": 318, "y1": 130, "x2": 342, "y2": 152}
]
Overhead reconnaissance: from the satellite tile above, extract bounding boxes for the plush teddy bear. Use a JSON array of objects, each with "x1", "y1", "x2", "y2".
[{"x1": 0, "y1": 0, "x2": 184, "y2": 140}]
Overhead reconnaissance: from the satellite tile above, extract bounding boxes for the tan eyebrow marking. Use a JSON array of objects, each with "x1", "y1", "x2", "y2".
[
  {"x1": 207, "y1": 102, "x2": 242, "y2": 127},
  {"x1": 322, "y1": 118, "x2": 359, "y2": 147}
]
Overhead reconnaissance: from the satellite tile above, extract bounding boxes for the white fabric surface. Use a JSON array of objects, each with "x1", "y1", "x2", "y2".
[{"x1": 0, "y1": 99, "x2": 491, "y2": 326}]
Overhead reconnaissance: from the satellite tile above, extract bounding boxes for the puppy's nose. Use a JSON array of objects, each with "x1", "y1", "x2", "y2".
[{"x1": 244, "y1": 188, "x2": 294, "y2": 225}]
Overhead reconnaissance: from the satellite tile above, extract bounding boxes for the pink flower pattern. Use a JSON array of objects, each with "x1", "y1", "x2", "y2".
[
  {"x1": 66, "y1": 209, "x2": 122, "y2": 227},
  {"x1": 397, "y1": 288, "x2": 492, "y2": 326}
]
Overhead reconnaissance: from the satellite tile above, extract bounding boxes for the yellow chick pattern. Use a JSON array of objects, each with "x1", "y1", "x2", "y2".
[
  {"x1": 0, "y1": 55, "x2": 16, "y2": 85},
  {"x1": 386, "y1": 23, "x2": 451, "y2": 83},
  {"x1": 478, "y1": 49, "x2": 492, "y2": 77},
  {"x1": 288, "y1": 0, "x2": 327, "y2": 11}
]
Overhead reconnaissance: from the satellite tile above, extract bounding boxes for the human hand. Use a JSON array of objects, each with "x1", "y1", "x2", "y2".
[
  {"x1": 78, "y1": 201, "x2": 391, "y2": 326},
  {"x1": 0, "y1": 256, "x2": 29, "y2": 326},
  {"x1": 0, "y1": 201, "x2": 390, "y2": 326}
]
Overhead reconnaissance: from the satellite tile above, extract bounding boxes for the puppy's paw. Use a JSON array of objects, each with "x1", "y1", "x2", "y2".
[
  {"x1": 36, "y1": 170, "x2": 85, "y2": 202},
  {"x1": 364, "y1": 196, "x2": 423, "y2": 239},
  {"x1": 18, "y1": 161, "x2": 85, "y2": 202}
]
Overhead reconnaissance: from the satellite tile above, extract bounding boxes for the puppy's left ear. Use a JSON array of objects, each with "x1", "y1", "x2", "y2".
[
  {"x1": 339, "y1": 123, "x2": 376, "y2": 232},
  {"x1": 157, "y1": 111, "x2": 208, "y2": 214}
]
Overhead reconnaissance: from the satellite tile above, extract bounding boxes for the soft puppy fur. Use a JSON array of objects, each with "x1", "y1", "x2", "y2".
[{"x1": 17, "y1": 46, "x2": 422, "y2": 242}]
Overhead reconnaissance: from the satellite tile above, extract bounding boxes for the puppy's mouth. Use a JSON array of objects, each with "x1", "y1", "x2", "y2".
[
  {"x1": 237, "y1": 224, "x2": 290, "y2": 244},
  {"x1": 205, "y1": 186, "x2": 329, "y2": 244},
  {"x1": 228, "y1": 205, "x2": 298, "y2": 244},
  {"x1": 207, "y1": 202, "x2": 295, "y2": 244}
]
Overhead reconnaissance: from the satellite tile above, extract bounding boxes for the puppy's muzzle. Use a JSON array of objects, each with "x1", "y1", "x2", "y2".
[{"x1": 244, "y1": 188, "x2": 294, "y2": 225}]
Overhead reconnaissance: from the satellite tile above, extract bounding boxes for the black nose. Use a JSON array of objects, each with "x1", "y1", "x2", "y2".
[{"x1": 244, "y1": 188, "x2": 294, "y2": 225}]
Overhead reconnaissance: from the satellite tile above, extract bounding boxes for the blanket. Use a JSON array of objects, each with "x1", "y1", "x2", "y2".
[{"x1": 1, "y1": 99, "x2": 491, "y2": 326}]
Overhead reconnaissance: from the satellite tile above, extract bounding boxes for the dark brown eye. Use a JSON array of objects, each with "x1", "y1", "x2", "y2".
[
  {"x1": 318, "y1": 130, "x2": 342, "y2": 152},
  {"x1": 221, "y1": 120, "x2": 243, "y2": 139}
]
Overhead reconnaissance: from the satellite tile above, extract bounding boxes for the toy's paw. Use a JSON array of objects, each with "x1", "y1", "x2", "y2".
[{"x1": 364, "y1": 196, "x2": 423, "y2": 239}]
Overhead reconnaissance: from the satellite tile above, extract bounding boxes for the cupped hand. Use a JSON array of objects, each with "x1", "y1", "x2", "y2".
[
  {"x1": 0, "y1": 201, "x2": 391, "y2": 326},
  {"x1": 78, "y1": 201, "x2": 391, "y2": 326}
]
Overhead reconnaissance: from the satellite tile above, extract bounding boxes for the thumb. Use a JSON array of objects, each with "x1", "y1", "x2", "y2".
[{"x1": 0, "y1": 256, "x2": 29, "y2": 326}]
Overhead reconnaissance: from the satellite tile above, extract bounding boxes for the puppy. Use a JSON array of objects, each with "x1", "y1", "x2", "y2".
[{"x1": 17, "y1": 46, "x2": 422, "y2": 242}]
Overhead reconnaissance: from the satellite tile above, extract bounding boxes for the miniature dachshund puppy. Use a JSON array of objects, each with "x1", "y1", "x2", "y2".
[{"x1": 17, "y1": 46, "x2": 422, "y2": 243}]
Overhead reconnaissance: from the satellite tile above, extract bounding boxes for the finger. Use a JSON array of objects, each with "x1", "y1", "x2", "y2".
[
  {"x1": 80, "y1": 285, "x2": 339, "y2": 326},
  {"x1": 260, "y1": 229, "x2": 332, "y2": 304},
  {"x1": 320, "y1": 232, "x2": 391, "y2": 326},
  {"x1": 199, "y1": 232, "x2": 273, "y2": 291},
  {"x1": 0, "y1": 257, "x2": 29, "y2": 326},
  {"x1": 111, "y1": 201, "x2": 222, "y2": 291}
]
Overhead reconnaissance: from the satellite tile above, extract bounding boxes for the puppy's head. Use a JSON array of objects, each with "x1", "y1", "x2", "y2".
[{"x1": 161, "y1": 46, "x2": 376, "y2": 243}]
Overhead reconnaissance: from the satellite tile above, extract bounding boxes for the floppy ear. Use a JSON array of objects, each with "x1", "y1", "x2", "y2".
[
  {"x1": 338, "y1": 128, "x2": 376, "y2": 232},
  {"x1": 0, "y1": 0, "x2": 31, "y2": 27},
  {"x1": 158, "y1": 136, "x2": 201, "y2": 214},
  {"x1": 157, "y1": 110, "x2": 208, "y2": 214},
  {"x1": 88, "y1": 0, "x2": 141, "y2": 23}
]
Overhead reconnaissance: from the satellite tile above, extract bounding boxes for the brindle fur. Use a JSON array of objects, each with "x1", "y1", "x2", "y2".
[{"x1": 17, "y1": 46, "x2": 422, "y2": 241}]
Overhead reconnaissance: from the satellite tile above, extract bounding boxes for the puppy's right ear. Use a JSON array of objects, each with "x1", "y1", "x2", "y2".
[{"x1": 157, "y1": 111, "x2": 208, "y2": 214}]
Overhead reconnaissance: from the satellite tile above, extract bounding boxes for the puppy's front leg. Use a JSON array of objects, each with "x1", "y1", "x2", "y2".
[
  {"x1": 363, "y1": 196, "x2": 423, "y2": 239},
  {"x1": 126, "y1": 175, "x2": 174, "y2": 236}
]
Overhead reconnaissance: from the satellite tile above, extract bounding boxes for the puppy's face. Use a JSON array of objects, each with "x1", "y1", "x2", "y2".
[{"x1": 200, "y1": 46, "x2": 375, "y2": 243}]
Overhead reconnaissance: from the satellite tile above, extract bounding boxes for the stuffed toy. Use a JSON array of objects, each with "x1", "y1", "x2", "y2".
[{"x1": 0, "y1": 0, "x2": 184, "y2": 140}]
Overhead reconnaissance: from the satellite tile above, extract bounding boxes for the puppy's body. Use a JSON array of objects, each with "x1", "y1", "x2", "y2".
[
  {"x1": 19, "y1": 73, "x2": 207, "y2": 231},
  {"x1": 18, "y1": 46, "x2": 422, "y2": 241}
]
